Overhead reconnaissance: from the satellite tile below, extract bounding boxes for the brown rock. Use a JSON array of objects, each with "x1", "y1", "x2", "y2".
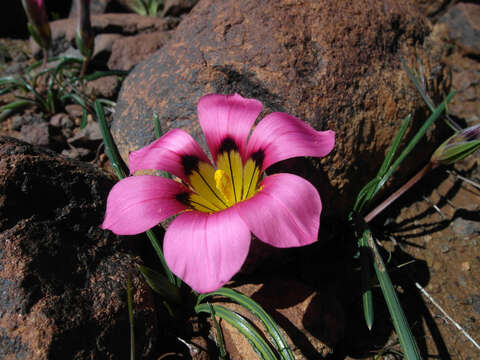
[
  {"x1": 68, "y1": 120, "x2": 103, "y2": 147},
  {"x1": 162, "y1": 0, "x2": 199, "y2": 17},
  {"x1": 206, "y1": 276, "x2": 344, "y2": 359},
  {"x1": 412, "y1": 0, "x2": 449, "y2": 18},
  {"x1": 31, "y1": 14, "x2": 178, "y2": 58},
  {"x1": 0, "y1": 137, "x2": 157, "y2": 359},
  {"x1": 112, "y1": 0, "x2": 447, "y2": 219},
  {"x1": 93, "y1": 33, "x2": 123, "y2": 59},
  {"x1": 19, "y1": 122, "x2": 51, "y2": 147},
  {"x1": 439, "y1": 3, "x2": 480, "y2": 55},
  {"x1": 86, "y1": 74, "x2": 121, "y2": 99},
  {"x1": 65, "y1": 103, "x2": 84, "y2": 118},
  {"x1": 108, "y1": 31, "x2": 172, "y2": 71}
]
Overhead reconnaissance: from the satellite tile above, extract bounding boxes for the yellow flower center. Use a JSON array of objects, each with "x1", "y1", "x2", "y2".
[{"x1": 184, "y1": 149, "x2": 262, "y2": 213}]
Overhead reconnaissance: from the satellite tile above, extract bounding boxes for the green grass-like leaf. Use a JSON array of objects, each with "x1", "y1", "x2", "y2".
[
  {"x1": 198, "y1": 287, "x2": 294, "y2": 360},
  {"x1": 351, "y1": 91, "x2": 455, "y2": 347},
  {"x1": 144, "y1": 229, "x2": 177, "y2": 286},
  {"x1": 364, "y1": 229, "x2": 422, "y2": 360},
  {"x1": 83, "y1": 70, "x2": 129, "y2": 81},
  {"x1": 127, "y1": 277, "x2": 136, "y2": 360},
  {"x1": 208, "y1": 302, "x2": 228, "y2": 359},
  {"x1": 94, "y1": 100, "x2": 128, "y2": 179},
  {"x1": 195, "y1": 303, "x2": 278, "y2": 360},
  {"x1": 138, "y1": 264, "x2": 181, "y2": 303}
]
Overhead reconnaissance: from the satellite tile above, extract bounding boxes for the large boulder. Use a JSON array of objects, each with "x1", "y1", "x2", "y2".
[
  {"x1": 0, "y1": 137, "x2": 157, "y2": 359},
  {"x1": 111, "y1": 0, "x2": 448, "y2": 219}
]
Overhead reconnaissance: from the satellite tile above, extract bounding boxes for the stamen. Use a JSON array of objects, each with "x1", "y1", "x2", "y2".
[
  {"x1": 188, "y1": 161, "x2": 228, "y2": 209},
  {"x1": 214, "y1": 169, "x2": 234, "y2": 206}
]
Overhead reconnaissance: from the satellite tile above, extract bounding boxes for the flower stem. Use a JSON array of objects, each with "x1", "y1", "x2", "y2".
[
  {"x1": 42, "y1": 48, "x2": 48, "y2": 68},
  {"x1": 364, "y1": 162, "x2": 436, "y2": 223},
  {"x1": 80, "y1": 57, "x2": 90, "y2": 77}
]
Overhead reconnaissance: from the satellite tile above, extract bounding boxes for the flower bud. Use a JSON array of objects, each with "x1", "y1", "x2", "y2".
[
  {"x1": 21, "y1": 0, "x2": 52, "y2": 50},
  {"x1": 431, "y1": 123, "x2": 480, "y2": 165},
  {"x1": 75, "y1": 0, "x2": 94, "y2": 59}
]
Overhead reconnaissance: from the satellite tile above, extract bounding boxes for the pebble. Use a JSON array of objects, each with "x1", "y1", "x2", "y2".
[
  {"x1": 452, "y1": 217, "x2": 480, "y2": 236},
  {"x1": 461, "y1": 261, "x2": 471, "y2": 271},
  {"x1": 440, "y1": 244, "x2": 450, "y2": 253}
]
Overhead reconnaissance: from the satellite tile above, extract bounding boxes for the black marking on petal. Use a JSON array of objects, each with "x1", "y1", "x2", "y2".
[
  {"x1": 250, "y1": 149, "x2": 265, "y2": 168},
  {"x1": 175, "y1": 192, "x2": 190, "y2": 205},
  {"x1": 181, "y1": 155, "x2": 199, "y2": 175},
  {"x1": 218, "y1": 137, "x2": 238, "y2": 154}
]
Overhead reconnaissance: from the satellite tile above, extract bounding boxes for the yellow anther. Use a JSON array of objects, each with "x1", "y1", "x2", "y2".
[{"x1": 214, "y1": 169, "x2": 235, "y2": 206}]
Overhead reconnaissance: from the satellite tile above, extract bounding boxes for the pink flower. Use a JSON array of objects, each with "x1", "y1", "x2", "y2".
[{"x1": 101, "y1": 94, "x2": 335, "y2": 293}]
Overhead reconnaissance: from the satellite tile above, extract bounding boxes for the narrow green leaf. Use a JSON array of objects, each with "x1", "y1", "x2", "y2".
[
  {"x1": 83, "y1": 70, "x2": 129, "y2": 81},
  {"x1": 359, "y1": 231, "x2": 374, "y2": 330},
  {"x1": 199, "y1": 287, "x2": 294, "y2": 360},
  {"x1": 195, "y1": 303, "x2": 278, "y2": 360},
  {"x1": 374, "y1": 91, "x2": 455, "y2": 194},
  {"x1": 127, "y1": 277, "x2": 136, "y2": 360},
  {"x1": 400, "y1": 57, "x2": 435, "y2": 112},
  {"x1": 94, "y1": 100, "x2": 128, "y2": 179},
  {"x1": 154, "y1": 112, "x2": 162, "y2": 139},
  {"x1": 80, "y1": 108, "x2": 88, "y2": 129},
  {"x1": 145, "y1": 229, "x2": 178, "y2": 286},
  {"x1": 208, "y1": 302, "x2": 228, "y2": 359},
  {"x1": 138, "y1": 264, "x2": 181, "y2": 304},
  {"x1": 359, "y1": 114, "x2": 412, "y2": 212},
  {"x1": 363, "y1": 229, "x2": 422, "y2": 360},
  {"x1": 0, "y1": 99, "x2": 35, "y2": 112},
  {"x1": 354, "y1": 115, "x2": 411, "y2": 213},
  {"x1": 377, "y1": 114, "x2": 412, "y2": 178}
]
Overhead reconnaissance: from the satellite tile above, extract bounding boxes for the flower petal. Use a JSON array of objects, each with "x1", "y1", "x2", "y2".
[
  {"x1": 198, "y1": 93, "x2": 263, "y2": 162},
  {"x1": 235, "y1": 173, "x2": 321, "y2": 248},
  {"x1": 129, "y1": 129, "x2": 211, "y2": 183},
  {"x1": 164, "y1": 208, "x2": 251, "y2": 293},
  {"x1": 101, "y1": 176, "x2": 189, "y2": 235},
  {"x1": 246, "y1": 112, "x2": 335, "y2": 171}
]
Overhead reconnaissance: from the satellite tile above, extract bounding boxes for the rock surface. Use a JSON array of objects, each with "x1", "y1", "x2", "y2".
[
  {"x1": 108, "y1": 31, "x2": 172, "y2": 71},
  {"x1": 0, "y1": 137, "x2": 157, "y2": 359},
  {"x1": 439, "y1": 2, "x2": 480, "y2": 55},
  {"x1": 112, "y1": 0, "x2": 448, "y2": 219}
]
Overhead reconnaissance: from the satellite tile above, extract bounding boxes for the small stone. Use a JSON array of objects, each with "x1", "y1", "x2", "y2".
[
  {"x1": 440, "y1": 244, "x2": 450, "y2": 253},
  {"x1": 68, "y1": 121, "x2": 103, "y2": 148},
  {"x1": 61, "y1": 147, "x2": 91, "y2": 159},
  {"x1": 19, "y1": 122, "x2": 51, "y2": 147},
  {"x1": 65, "y1": 104, "x2": 84, "y2": 118},
  {"x1": 452, "y1": 217, "x2": 480, "y2": 236},
  {"x1": 439, "y1": 3, "x2": 480, "y2": 55},
  {"x1": 11, "y1": 115, "x2": 26, "y2": 131},
  {"x1": 108, "y1": 31, "x2": 171, "y2": 71},
  {"x1": 62, "y1": 128, "x2": 73, "y2": 138},
  {"x1": 473, "y1": 295, "x2": 480, "y2": 315},
  {"x1": 92, "y1": 33, "x2": 123, "y2": 60},
  {"x1": 461, "y1": 261, "x2": 471, "y2": 271},
  {"x1": 433, "y1": 261, "x2": 442, "y2": 272},
  {"x1": 85, "y1": 75, "x2": 121, "y2": 99},
  {"x1": 50, "y1": 113, "x2": 69, "y2": 127}
]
